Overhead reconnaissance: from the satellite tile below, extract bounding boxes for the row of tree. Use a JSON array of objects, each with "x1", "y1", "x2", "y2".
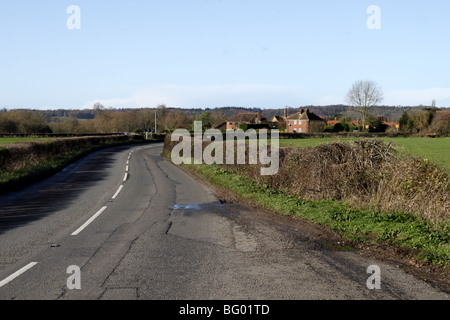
[
  {"x1": 398, "y1": 107, "x2": 449, "y2": 135},
  {"x1": 0, "y1": 105, "x2": 229, "y2": 134},
  {"x1": 1, "y1": 99, "x2": 448, "y2": 135}
]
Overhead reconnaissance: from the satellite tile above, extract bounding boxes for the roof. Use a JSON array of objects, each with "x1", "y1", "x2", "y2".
[
  {"x1": 287, "y1": 110, "x2": 325, "y2": 122},
  {"x1": 327, "y1": 120, "x2": 340, "y2": 126},
  {"x1": 214, "y1": 122, "x2": 227, "y2": 130},
  {"x1": 228, "y1": 112, "x2": 263, "y2": 123},
  {"x1": 383, "y1": 121, "x2": 399, "y2": 127},
  {"x1": 270, "y1": 115, "x2": 284, "y2": 122}
]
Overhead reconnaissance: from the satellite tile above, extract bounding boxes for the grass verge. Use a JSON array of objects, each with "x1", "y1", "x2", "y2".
[
  {"x1": 0, "y1": 137, "x2": 53, "y2": 145},
  {"x1": 182, "y1": 163, "x2": 450, "y2": 268}
]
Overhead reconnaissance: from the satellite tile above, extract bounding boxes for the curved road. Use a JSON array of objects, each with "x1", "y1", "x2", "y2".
[{"x1": 0, "y1": 143, "x2": 448, "y2": 300}]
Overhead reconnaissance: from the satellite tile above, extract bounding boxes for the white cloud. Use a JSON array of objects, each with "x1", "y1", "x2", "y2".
[
  {"x1": 81, "y1": 86, "x2": 450, "y2": 110},
  {"x1": 385, "y1": 88, "x2": 450, "y2": 107},
  {"x1": 82, "y1": 84, "x2": 308, "y2": 109},
  {"x1": 315, "y1": 94, "x2": 345, "y2": 106}
]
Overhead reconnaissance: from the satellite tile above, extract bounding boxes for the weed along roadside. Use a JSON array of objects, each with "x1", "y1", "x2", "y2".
[
  {"x1": 162, "y1": 133, "x2": 450, "y2": 272},
  {"x1": 0, "y1": 135, "x2": 163, "y2": 194}
]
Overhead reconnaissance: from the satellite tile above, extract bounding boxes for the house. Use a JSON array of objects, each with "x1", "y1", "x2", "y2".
[
  {"x1": 214, "y1": 122, "x2": 228, "y2": 131},
  {"x1": 226, "y1": 112, "x2": 264, "y2": 130},
  {"x1": 327, "y1": 118, "x2": 341, "y2": 127},
  {"x1": 327, "y1": 118, "x2": 360, "y2": 128},
  {"x1": 286, "y1": 108, "x2": 326, "y2": 133},
  {"x1": 269, "y1": 115, "x2": 286, "y2": 129},
  {"x1": 383, "y1": 121, "x2": 399, "y2": 131}
]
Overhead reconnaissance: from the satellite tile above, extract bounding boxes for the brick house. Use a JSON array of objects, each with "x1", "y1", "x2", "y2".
[
  {"x1": 286, "y1": 108, "x2": 326, "y2": 133},
  {"x1": 226, "y1": 112, "x2": 263, "y2": 130}
]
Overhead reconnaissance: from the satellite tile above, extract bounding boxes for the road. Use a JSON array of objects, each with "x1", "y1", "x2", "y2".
[{"x1": 0, "y1": 143, "x2": 448, "y2": 300}]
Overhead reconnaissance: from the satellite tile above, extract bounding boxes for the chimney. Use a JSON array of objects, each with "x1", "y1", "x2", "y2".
[{"x1": 284, "y1": 107, "x2": 287, "y2": 118}]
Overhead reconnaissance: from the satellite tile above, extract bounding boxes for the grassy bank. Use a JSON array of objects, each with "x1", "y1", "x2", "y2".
[
  {"x1": 0, "y1": 137, "x2": 54, "y2": 145},
  {"x1": 0, "y1": 135, "x2": 160, "y2": 194},
  {"x1": 184, "y1": 163, "x2": 450, "y2": 268}
]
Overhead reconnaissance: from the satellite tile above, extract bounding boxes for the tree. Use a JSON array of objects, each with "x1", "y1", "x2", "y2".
[
  {"x1": 367, "y1": 114, "x2": 387, "y2": 132},
  {"x1": 429, "y1": 110, "x2": 450, "y2": 136},
  {"x1": 193, "y1": 111, "x2": 213, "y2": 130},
  {"x1": 345, "y1": 80, "x2": 384, "y2": 130},
  {"x1": 0, "y1": 120, "x2": 18, "y2": 133},
  {"x1": 211, "y1": 109, "x2": 227, "y2": 128},
  {"x1": 398, "y1": 111, "x2": 410, "y2": 132},
  {"x1": 411, "y1": 109, "x2": 434, "y2": 133},
  {"x1": 156, "y1": 104, "x2": 168, "y2": 132},
  {"x1": 93, "y1": 102, "x2": 105, "y2": 115},
  {"x1": 308, "y1": 121, "x2": 326, "y2": 133},
  {"x1": 333, "y1": 122, "x2": 349, "y2": 132}
]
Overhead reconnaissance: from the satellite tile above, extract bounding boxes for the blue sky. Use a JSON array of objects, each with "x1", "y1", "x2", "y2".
[{"x1": 0, "y1": 0, "x2": 449, "y2": 109}]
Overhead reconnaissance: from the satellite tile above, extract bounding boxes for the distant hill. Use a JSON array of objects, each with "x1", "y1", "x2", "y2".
[{"x1": 30, "y1": 105, "x2": 449, "y2": 123}]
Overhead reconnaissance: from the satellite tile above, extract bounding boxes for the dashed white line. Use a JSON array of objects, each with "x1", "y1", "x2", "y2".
[
  {"x1": 123, "y1": 173, "x2": 128, "y2": 182},
  {"x1": 0, "y1": 262, "x2": 38, "y2": 288},
  {"x1": 71, "y1": 206, "x2": 108, "y2": 236},
  {"x1": 112, "y1": 185, "x2": 124, "y2": 200},
  {"x1": 125, "y1": 165, "x2": 129, "y2": 172}
]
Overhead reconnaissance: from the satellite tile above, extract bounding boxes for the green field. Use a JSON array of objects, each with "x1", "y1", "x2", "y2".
[
  {"x1": 279, "y1": 137, "x2": 450, "y2": 170},
  {"x1": 0, "y1": 137, "x2": 53, "y2": 145}
]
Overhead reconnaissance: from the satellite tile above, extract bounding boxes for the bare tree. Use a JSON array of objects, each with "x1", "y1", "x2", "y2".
[
  {"x1": 345, "y1": 80, "x2": 383, "y2": 129},
  {"x1": 93, "y1": 102, "x2": 105, "y2": 115},
  {"x1": 156, "y1": 104, "x2": 167, "y2": 132}
]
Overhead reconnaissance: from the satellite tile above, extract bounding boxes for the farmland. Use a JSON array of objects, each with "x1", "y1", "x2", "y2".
[{"x1": 279, "y1": 136, "x2": 450, "y2": 170}]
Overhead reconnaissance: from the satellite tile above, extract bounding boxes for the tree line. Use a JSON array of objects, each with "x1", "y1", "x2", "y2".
[
  {"x1": 0, "y1": 105, "x2": 228, "y2": 134},
  {"x1": 1, "y1": 103, "x2": 448, "y2": 135},
  {"x1": 398, "y1": 107, "x2": 449, "y2": 136}
]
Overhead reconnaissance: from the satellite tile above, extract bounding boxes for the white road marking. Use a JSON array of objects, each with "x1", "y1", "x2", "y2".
[
  {"x1": 0, "y1": 262, "x2": 38, "y2": 288},
  {"x1": 125, "y1": 165, "x2": 129, "y2": 172},
  {"x1": 71, "y1": 206, "x2": 108, "y2": 236},
  {"x1": 112, "y1": 185, "x2": 124, "y2": 199},
  {"x1": 123, "y1": 173, "x2": 128, "y2": 182}
]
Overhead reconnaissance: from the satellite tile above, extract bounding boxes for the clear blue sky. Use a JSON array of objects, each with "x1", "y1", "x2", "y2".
[{"x1": 1, "y1": 0, "x2": 449, "y2": 109}]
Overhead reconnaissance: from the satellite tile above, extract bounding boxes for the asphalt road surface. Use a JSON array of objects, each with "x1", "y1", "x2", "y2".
[{"x1": 0, "y1": 143, "x2": 448, "y2": 300}]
